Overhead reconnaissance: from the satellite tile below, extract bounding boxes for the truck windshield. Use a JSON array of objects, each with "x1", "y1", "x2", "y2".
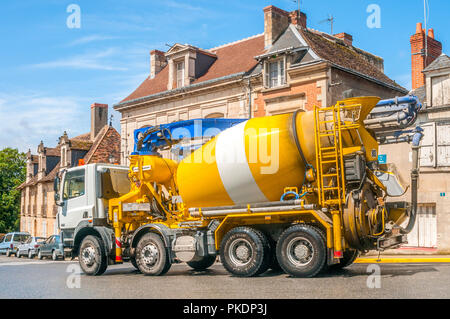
[{"x1": 100, "y1": 168, "x2": 131, "y2": 199}]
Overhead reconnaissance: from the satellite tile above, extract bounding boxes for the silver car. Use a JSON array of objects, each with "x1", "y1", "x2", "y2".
[
  {"x1": 0, "y1": 232, "x2": 31, "y2": 257},
  {"x1": 16, "y1": 236, "x2": 46, "y2": 258}
]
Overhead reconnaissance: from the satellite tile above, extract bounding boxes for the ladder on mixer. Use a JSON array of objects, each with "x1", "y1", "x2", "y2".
[{"x1": 313, "y1": 103, "x2": 361, "y2": 208}]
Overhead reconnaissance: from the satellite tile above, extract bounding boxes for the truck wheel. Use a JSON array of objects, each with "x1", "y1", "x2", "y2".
[
  {"x1": 220, "y1": 227, "x2": 271, "y2": 277},
  {"x1": 135, "y1": 233, "x2": 171, "y2": 276},
  {"x1": 78, "y1": 235, "x2": 108, "y2": 276},
  {"x1": 130, "y1": 256, "x2": 139, "y2": 271},
  {"x1": 187, "y1": 255, "x2": 216, "y2": 271},
  {"x1": 276, "y1": 224, "x2": 327, "y2": 278},
  {"x1": 328, "y1": 249, "x2": 359, "y2": 270}
]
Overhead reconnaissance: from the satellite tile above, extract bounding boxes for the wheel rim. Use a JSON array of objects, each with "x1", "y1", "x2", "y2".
[
  {"x1": 81, "y1": 246, "x2": 96, "y2": 267},
  {"x1": 28, "y1": 251, "x2": 32, "y2": 258},
  {"x1": 286, "y1": 236, "x2": 314, "y2": 267},
  {"x1": 141, "y1": 243, "x2": 159, "y2": 267},
  {"x1": 229, "y1": 238, "x2": 253, "y2": 267}
]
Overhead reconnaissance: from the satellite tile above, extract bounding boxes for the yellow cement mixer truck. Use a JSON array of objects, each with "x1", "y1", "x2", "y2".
[{"x1": 55, "y1": 96, "x2": 424, "y2": 277}]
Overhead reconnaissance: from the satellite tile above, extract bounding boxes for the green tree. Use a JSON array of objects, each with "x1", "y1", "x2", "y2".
[{"x1": 0, "y1": 148, "x2": 26, "y2": 233}]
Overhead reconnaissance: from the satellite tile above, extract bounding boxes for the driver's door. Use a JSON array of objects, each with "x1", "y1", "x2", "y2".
[{"x1": 60, "y1": 168, "x2": 90, "y2": 230}]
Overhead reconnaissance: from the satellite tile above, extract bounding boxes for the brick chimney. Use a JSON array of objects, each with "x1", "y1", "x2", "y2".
[
  {"x1": 91, "y1": 103, "x2": 108, "y2": 141},
  {"x1": 264, "y1": 6, "x2": 308, "y2": 48},
  {"x1": 150, "y1": 50, "x2": 167, "y2": 78},
  {"x1": 289, "y1": 10, "x2": 307, "y2": 29},
  {"x1": 410, "y1": 22, "x2": 442, "y2": 90},
  {"x1": 334, "y1": 32, "x2": 353, "y2": 46}
]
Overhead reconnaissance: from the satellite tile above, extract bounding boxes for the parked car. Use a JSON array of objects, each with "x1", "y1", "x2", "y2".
[
  {"x1": 37, "y1": 235, "x2": 64, "y2": 261},
  {"x1": 0, "y1": 232, "x2": 31, "y2": 257},
  {"x1": 16, "y1": 236, "x2": 46, "y2": 258}
]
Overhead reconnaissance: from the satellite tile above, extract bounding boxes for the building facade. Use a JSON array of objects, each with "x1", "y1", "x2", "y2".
[
  {"x1": 379, "y1": 24, "x2": 450, "y2": 253},
  {"x1": 17, "y1": 103, "x2": 121, "y2": 238},
  {"x1": 115, "y1": 5, "x2": 407, "y2": 165}
]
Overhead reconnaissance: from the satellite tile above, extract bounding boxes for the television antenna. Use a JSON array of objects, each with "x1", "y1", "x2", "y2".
[
  {"x1": 319, "y1": 14, "x2": 335, "y2": 34},
  {"x1": 292, "y1": 0, "x2": 301, "y2": 15}
]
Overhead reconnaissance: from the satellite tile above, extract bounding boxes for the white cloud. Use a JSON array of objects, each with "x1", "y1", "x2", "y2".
[
  {"x1": 0, "y1": 92, "x2": 90, "y2": 152},
  {"x1": 67, "y1": 35, "x2": 119, "y2": 46},
  {"x1": 28, "y1": 48, "x2": 128, "y2": 71}
]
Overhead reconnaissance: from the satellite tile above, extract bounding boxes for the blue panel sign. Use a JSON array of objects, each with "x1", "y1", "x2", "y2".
[{"x1": 378, "y1": 154, "x2": 387, "y2": 164}]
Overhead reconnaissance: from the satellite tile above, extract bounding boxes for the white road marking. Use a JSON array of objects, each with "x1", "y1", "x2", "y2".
[{"x1": 0, "y1": 260, "x2": 75, "y2": 267}]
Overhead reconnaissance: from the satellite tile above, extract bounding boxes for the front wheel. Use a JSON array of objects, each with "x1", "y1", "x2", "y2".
[
  {"x1": 16, "y1": 251, "x2": 21, "y2": 258},
  {"x1": 276, "y1": 224, "x2": 327, "y2": 278},
  {"x1": 78, "y1": 235, "x2": 108, "y2": 276},
  {"x1": 135, "y1": 233, "x2": 171, "y2": 276},
  {"x1": 38, "y1": 250, "x2": 43, "y2": 260},
  {"x1": 52, "y1": 250, "x2": 58, "y2": 261},
  {"x1": 28, "y1": 250, "x2": 34, "y2": 259},
  {"x1": 187, "y1": 255, "x2": 216, "y2": 271},
  {"x1": 6, "y1": 249, "x2": 11, "y2": 257}
]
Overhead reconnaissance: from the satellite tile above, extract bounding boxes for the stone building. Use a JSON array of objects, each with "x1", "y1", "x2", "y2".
[
  {"x1": 114, "y1": 4, "x2": 407, "y2": 165},
  {"x1": 17, "y1": 103, "x2": 121, "y2": 238},
  {"x1": 380, "y1": 24, "x2": 450, "y2": 253}
]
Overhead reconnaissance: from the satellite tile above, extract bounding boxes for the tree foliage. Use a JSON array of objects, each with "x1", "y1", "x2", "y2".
[{"x1": 0, "y1": 148, "x2": 26, "y2": 233}]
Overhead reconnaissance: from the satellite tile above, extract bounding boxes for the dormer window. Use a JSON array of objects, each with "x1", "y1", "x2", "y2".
[
  {"x1": 176, "y1": 61, "x2": 185, "y2": 88},
  {"x1": 264, "y1": 57, "x2": 286, "y2": 88}
]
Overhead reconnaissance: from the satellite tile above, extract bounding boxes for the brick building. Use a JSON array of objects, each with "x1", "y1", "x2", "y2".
[
  {"x1": 114, "y1": 4, "x2": 407, "y2": 164},
  {"x1": 17, "y1": 103, "x2": 120, "y2": 238}
]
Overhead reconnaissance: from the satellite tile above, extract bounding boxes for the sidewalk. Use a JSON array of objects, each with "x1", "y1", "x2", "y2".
[{"x1": 355, "y1": 254, "x2": 450, "y2": 264}]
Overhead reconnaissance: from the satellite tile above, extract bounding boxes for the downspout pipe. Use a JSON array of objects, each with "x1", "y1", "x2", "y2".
[{"x1": 400, "y1": 126, "x2": 424, "y2": 234}]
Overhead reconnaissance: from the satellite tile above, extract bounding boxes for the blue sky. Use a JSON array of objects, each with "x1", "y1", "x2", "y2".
[{"x1": 0, "y1": 0, "x2": 449, "y2": 153}]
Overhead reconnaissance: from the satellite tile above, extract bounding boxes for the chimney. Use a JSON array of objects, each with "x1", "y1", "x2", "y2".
[
  {"x1": 288, "y1": 10, "x2": 307, "y2": 29},
  {"x1": 334, "y1": 32, "x2": 353, "y2": 46},
  {"x1": 410, "y1": 22, "x2": 442, "y2": 90},
  {"x1": 263, "y1": 5, "x2": 290, "y2": 48},
  {"x1": 91, "y1": 103, "x2": 108, "y2": 141},
  {"x1": 150, "y1": 50, "x2": 167, "y2": 78}
]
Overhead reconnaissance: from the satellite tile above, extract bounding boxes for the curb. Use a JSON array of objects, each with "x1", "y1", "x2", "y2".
[{"x1": 354, "y1": 257, "x2": 450, "y2": 264}]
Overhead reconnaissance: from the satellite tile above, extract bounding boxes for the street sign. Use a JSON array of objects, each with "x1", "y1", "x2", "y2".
[{"x1": 378, "y1": 154, "x2": 387, "y2": 164}]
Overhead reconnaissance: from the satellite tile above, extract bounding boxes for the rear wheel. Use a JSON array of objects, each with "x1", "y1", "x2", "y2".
[
  {"x1": 276, "y1": 224, "x2": 327, "y2": 278},
  {"x1": 220, "y1": 227, "x2": 271, "y2": 277},
  {"x1": 38, "y1": 250, "x2": 43, "y2": 260},
  {"x1": 135, "y1": 233, "x2": 171, "y2": 276},
  {"x1": 6, "y1": 249, "x2": 11, "y2": 257},
  {"x1": 187, "y1": 255, "x2": 216, "y2": 271},
  {"x1": 78, "y1": 235, "x2": 108, "y2": 276},
  {"x1": 328, "y1": 249, "x2": 359, "y2": 270}
]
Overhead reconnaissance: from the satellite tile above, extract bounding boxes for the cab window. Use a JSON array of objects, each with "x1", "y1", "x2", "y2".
[
  {"x1": 63, "y1": 169, "x2": 85, "y2": 200},
  {"x1": 5, "y1": 234, "x2": 12, "y2": 242}
]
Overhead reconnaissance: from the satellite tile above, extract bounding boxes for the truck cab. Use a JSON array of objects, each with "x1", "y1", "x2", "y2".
[{"x1": 55, "y1": 163, "x2": 130, "y2": 261}]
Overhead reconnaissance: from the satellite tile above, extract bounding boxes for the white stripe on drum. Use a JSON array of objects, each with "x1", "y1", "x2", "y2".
[{"x1": 215, "y1": 121, "x2": 268, "y2": 204}]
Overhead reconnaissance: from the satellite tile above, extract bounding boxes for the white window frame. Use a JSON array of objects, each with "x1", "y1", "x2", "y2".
[
  {"x1": 265, "y1": 57, "x2": 286, "y2": 88},
  {"x1": 176, "y1": 61, "x2": 185, "y2": 88},
  {"x1": 419, "y1": 121, "x2": 450, "y2": 167}
]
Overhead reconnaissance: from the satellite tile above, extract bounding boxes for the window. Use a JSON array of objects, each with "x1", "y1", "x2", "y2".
[
  {"x1": 63, "y1": 169, "x2": 85, "y2": 200},
  {"x1": 265, "y1": 58, "x2": 286, "y2": 88},
  {"x1": 419, "y1": 121, "x2": 450, "y2": 167},
  {"x1": 4, "y1": 234, "x2": 12, "y2": 242},
  {"x1": 13, "y1": 234, "x2": 30, "y2": 242},
  {"x1": 176, "y1": 61, "x2": 185, "y2": 88},
  {"x1": 431, "y1": 75, "x2": 450, "y2": 107}
]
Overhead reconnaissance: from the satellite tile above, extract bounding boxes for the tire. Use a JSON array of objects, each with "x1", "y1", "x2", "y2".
[
  {"x1": 52, "y1": 250, "x2": 58, "y2": 261},
  {"x1": 28, "y1": 250, "x2": 34, "y2": 259},
  {"x1": 267, "y1": 237, "x2": 282, "y2": 271},
  {"x1": 6, "y1": 249, "x2": 11, "y2": 257},
  {"x1": 328, "y1": 249, "x2": 359, "y2": 270},
  {"x1": 187, "y1": 255, "x2": 216, "y2": 271},
  {"x1": 276, "y1": 224, "x2": 327, "y2": 278},
  {"x1": 78, "y1": 235, "x2": 108, "y2": 276},
  {"x1": 220, "y1": 227, "x2": 271, "y2": 277},
  {"x1": 17, "y1": 250, "x2": 21, "y2": 258},
  {"x1": 38, "y1": 250, "x2": 43, "y2": 260},
  {"x1": 130, "y1": 256, "x2": 139, "y2": 271},
  {"x1": 135, "y1": 233, "x2": 171, "y2": 276}
]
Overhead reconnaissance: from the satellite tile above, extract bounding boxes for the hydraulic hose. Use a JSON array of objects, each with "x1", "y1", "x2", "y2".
[{"x1": 400, "y1": 127, "x2": 424, "y2": 234}]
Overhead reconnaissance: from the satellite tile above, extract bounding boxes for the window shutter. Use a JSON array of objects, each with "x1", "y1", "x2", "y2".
[
  {"x1": 280, "y1": 58, "x2": 286, "y2": 85},
  {"x1": 437, "y1": 122, "x2": 450, "y2": 166},
  {"x1": 419, "y1": 122, "x2": 436, "y2": 167}
]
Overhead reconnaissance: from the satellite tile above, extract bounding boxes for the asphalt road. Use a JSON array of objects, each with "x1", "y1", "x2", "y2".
[{"x1": 0, "y1": 255, "x2": 449, "y2": 299}]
